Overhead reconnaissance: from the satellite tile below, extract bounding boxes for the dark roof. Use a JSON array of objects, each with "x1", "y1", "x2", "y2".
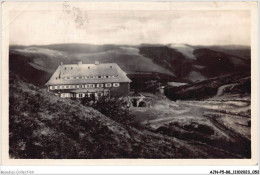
[{"x1": 46, "y1": 63, "x2": 131, "y2": 85}]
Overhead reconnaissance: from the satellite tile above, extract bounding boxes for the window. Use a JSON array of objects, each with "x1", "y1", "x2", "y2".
[
  {"x1": 72, "y1": 85, "x2": 75, "y2": 89},
  {"x1": 89, "y1": 76, "x2": 93, "y2": 79},
  {"x1": 76, "y1": 77, "x2": 79, "y2": 79},
  {"x1": 77, "y1": 85, "x2": 80, "y2": 88},
  {"x1": 105, "y1": 83, "x2": 112, "y2": 87},
  {"x1": 69, "y1": 77, "x2": 73, "y2": 80},
  {"x1": 61, "y1": 93, "x2": 70, "y2": 98},
  {"x1": 81, "y1": 85, "x2": 84, "y2": 88},
  {"x1": 97, "y1": 84, "x2": 103, "y2": 88},
  {"x1": 79, "y1": 94, "x2": 85, "y2": 98},
  {"x1": 49, "y1": 86, "x2": 53, "y2": 90},
  {"x1": 85, "y1": 84, "x2": 95, "y2": 88},
  {"x1": 54, "y1": 86, "x2": 58, "y2": 89},
  {"x1": 98, "y1": 76, "x2": 101, "y2": 78},
  {"x1": 106, "y1": 76, "x2": 109, "y2": 78},
  {"x1": 113, "y1": 83, "x2": 120, "y2": 87},
  {"x1": 76, "y1": 93, "x2": 85, "y2": 98}
]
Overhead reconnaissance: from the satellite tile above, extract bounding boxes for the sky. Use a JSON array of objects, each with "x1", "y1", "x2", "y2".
[{"x1": 9, "y1": 9, "x2": 250, "y2": 46}]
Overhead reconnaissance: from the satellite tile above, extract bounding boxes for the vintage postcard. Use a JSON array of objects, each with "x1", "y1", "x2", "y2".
[{"x1": 1, "y1": 1, "x2": 258, "y2": 166}]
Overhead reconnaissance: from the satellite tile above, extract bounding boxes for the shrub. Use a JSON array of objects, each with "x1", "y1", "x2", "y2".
[{"x1": 81, "y1": 96, "x2": 134, "y2": 126}]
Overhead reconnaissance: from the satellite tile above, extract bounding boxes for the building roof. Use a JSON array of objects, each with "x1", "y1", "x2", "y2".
[{"x1": 46, "y1": 62, "x2": 132, "y2": 85}]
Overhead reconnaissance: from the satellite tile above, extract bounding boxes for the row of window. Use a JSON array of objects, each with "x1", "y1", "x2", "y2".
[
  {"x1": 49, "y1": 83, "x2": 120, "y2": 90},
  {"x1": 57, "y1": 75, "x2": 118, "y2": 80},
  {"x1": 61, "y1": 91, "x2": 109, "y2": 98}
]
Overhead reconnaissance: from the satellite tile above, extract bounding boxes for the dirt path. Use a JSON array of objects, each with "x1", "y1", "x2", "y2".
[
  {"x1": 132, "y1": 98, "x2": 251, "y2": 158},
  {"x1": 203, "y1": 114, "x2": 251, "y2": 158}
]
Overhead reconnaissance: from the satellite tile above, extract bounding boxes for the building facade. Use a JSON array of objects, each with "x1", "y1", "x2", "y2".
[{"x1": 45, "y1": 61, "x2": 131, "y2": 99}]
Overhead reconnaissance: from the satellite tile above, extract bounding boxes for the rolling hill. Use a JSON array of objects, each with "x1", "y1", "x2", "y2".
[{"x1": 9, "y1": 43, "x2": 250, "y2": 87}]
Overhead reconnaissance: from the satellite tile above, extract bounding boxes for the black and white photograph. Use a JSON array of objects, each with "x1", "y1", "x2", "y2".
[{"x1": 1, "y1": 1, "x2": 258, "y2": 167}]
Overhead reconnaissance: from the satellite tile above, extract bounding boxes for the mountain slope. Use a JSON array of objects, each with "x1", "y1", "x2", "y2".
[
  {"x1": 139, "y1": 45, "x2": 250, "y2": 82},
  {"x1": 193, "y1": 48, "x2": 250, "y2": 77},
  {"x1": 165, "y1": 73, "x2": 250, "y2": 101},
  {"x1": 9, "y1": 73, "x2": 239, "y2": 158},
  {"x1": 9, "y1": 43, "x2": 250, "y2": 86}
]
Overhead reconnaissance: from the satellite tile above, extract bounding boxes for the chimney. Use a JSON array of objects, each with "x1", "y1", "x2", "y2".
[
  {"x1": 78, "y1": 61, "x2": 82, "y2": 65},
  {"x1": 95, "y1": 61, "x2": 100, "y2": 65}
]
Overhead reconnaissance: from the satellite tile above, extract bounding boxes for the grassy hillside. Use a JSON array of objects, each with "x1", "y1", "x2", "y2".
[{"x1": 10, "y1": 72, "x2": 244, "y2": 158}]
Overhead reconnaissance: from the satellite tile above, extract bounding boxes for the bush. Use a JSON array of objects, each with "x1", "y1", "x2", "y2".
[{"x1": 81, "y1": 96, "x2": 134, "y2": 126}]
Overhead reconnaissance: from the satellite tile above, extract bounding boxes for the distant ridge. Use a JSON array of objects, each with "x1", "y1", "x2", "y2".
[{"x1": 9, "y1": 43, "x2": 250, "y2": 86}]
